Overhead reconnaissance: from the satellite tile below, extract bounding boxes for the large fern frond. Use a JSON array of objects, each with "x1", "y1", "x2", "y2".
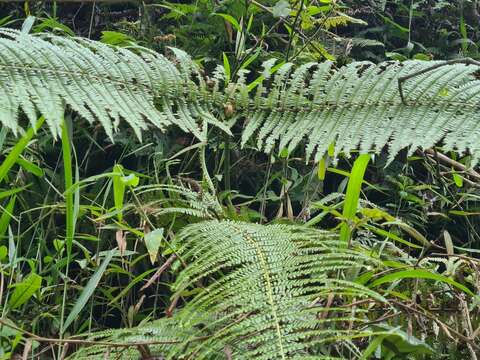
[
  {"x1": 2, "y1": 30, "x2": 480, "y2": 162},
  {"x1": 0, "y1": 29, "x2": 228, "y2": 140},
  {"x1": 71, "y1": 221, "x2": 389, "y2": 359},
  {"x1": 236, "y1": 60, "x2": 480, "y2": 163}
]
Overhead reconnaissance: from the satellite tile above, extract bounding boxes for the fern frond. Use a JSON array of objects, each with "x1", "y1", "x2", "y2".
[
  {"x1": 135, "y1": 184, "x2": 223, "y2": 219},
  {"x1": 168, "y1": 220, "x2": 388, "y2": 359},
  {"x1": 0, "y1": 29, "x2": 226, "y2": 140},
  {"x1": 70, "y1": 221, "x2": 390, "y2": 359},
  {"x1": 2, "y1": 31, "x2": 480, "y2": 163},
  {"x1": 67, "y1": 318, "x2": 188, "y2": 360},
  {"x1": 238, "y1": 60, "x2": 480, "y2": 164}
]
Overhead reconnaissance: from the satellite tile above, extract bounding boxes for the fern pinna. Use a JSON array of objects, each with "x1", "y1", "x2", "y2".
[{"x1": 1, "y1": 30, "x2": 480, "y2": 162}]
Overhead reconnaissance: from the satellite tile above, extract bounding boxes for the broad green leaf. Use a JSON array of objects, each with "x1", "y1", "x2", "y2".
[
  {"x1": 369, "y1": 324, "x2": 434, "y2": 356},
  {"x1": 213, "y1": 13, "x2": 240, "y2": 32},
  {"x1": 359, "y1": 334, "x2": 387, "y2": 360},
  {"x1": 8, "y1": 272, "x2": 42, "y2": 309},
  {"x1": 63, "y1": 250, "x2": 115, "y2": 332},
  {"x1": 340, "y1": 154, "x2": 371, "y2": 242},
  {"x1": 145, "y1": 228, "x2": 164, "y2": 264}
]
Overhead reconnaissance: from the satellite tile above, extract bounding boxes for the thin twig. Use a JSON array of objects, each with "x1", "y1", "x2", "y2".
[
  {"x1": 425, "y1": 148, "x2": 480, "y2": 181},
  {"x1": 140, "y1": 254, "x2": 177, "y2": 292},
  {"x1": 391, "y1": 300, "x2": 480, "y2": 351}
]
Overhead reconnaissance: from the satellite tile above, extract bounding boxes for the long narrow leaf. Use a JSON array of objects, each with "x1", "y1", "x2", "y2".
[
  {"x1": 0, "y1": 195, "x2": 16, "y2": 240},
  {"x1": 340, "y1": 154, "x2": 371, "y2": 242},
  {"x1": 63, "y1": 250, "x2": 115, "y2": 332},
  {"x1": 0, "y1": 116, "x2": 44, "y2": 183},
  {"x1": 369, "y1": 269, "x2": 474, "y2": 296}
]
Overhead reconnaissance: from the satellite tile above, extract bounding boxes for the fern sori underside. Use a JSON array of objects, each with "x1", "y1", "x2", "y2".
[
  {"x1": 1, "y1": 29, "x2": 480, "y2": 161},
  {"x1": 70, "y1": 220, "x2": 389, "y2": 360}
]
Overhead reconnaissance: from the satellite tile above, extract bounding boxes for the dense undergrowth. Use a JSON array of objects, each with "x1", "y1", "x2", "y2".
[{"x1": 0, "y1": 1, "x2": 479, "y2": 359}]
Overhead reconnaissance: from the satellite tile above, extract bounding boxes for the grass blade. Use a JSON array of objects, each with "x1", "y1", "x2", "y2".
[
  {"x1": 63, "y1": 250, "x2": 115, "y2": 332},
  {"x1": 0, "y1": 116, "x2": 45, "y2": 184},
  {"x1": 369, "y1": 269, "x2": 474, "y2": 296},
  {"x1": 0, "y1": 195, "x2": 16, "y2": 240}
]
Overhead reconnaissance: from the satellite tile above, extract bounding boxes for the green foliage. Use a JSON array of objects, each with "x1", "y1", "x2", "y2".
[
  {"x1": 239, "y1": 59, "x2": 480, "y2": 163},
  {"x1": 0, "y1": 2, "x2": 479, "y2": 359},
  {"x1": 71, "y1": 220, "x2": 390, "y2": 359},
  {"x1": 8, "y1": 272, "x2": 42, "y2": 309},
  {"x1": 0, "y1": 29, "x2": 229, "y2": 140},
  {"x1": 2, "y1": 30, "x2": 480, "y2": 165}
]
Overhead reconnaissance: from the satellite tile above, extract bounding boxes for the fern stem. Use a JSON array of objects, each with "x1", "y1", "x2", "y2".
[{"x1": 235, "y1": 225, "x2": 287, "y2": 360}]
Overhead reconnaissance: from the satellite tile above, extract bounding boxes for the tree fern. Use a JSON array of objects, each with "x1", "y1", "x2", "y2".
[{"x1": 70, "y1": 220, "x2": 390, "y2": 359}]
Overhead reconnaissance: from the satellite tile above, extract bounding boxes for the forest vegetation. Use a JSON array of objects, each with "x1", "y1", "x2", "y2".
[{"x1": 0, "y1": 0, "x2": 479, "y2": 359}]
